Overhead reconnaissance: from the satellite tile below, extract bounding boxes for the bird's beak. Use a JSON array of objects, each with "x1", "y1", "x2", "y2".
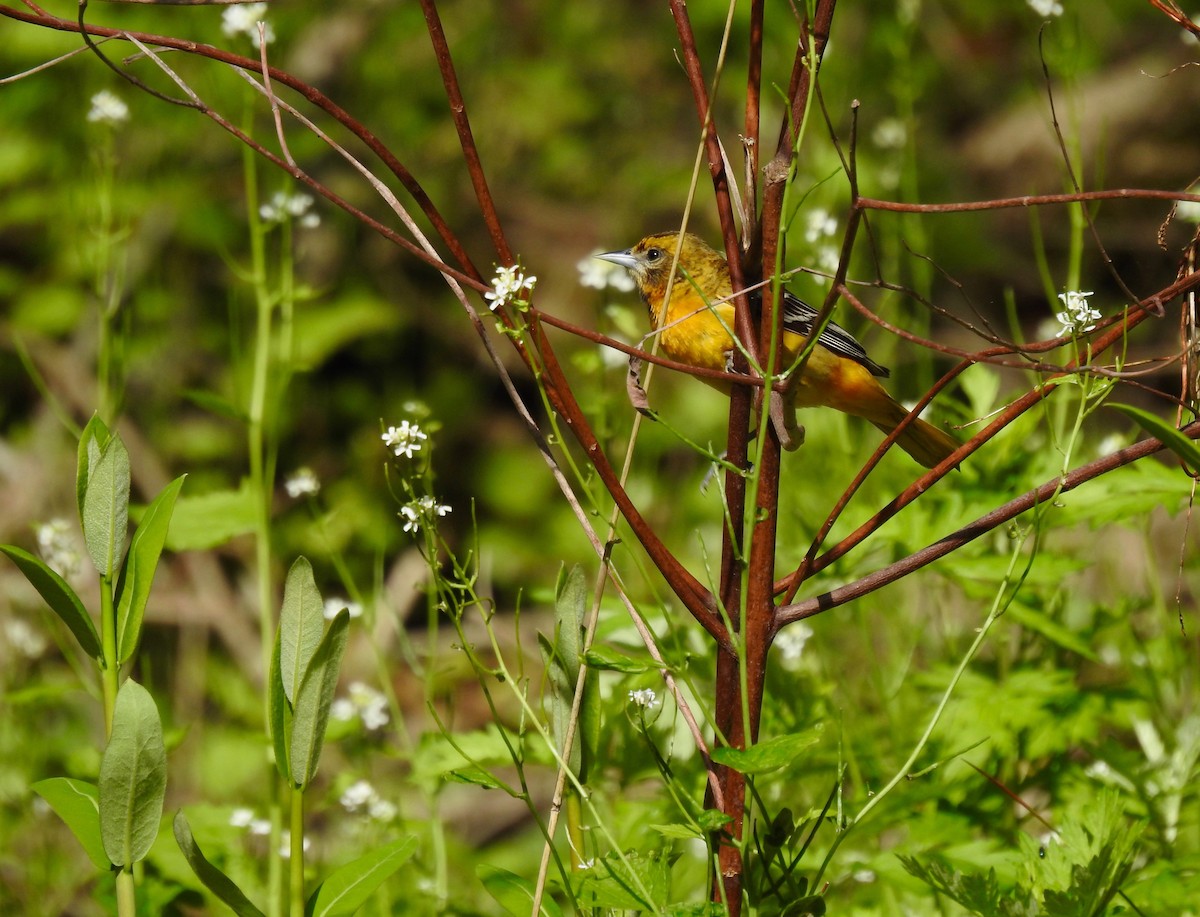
[{"x1": 594, "y1": 248, "x2": 638, "y2": 271}]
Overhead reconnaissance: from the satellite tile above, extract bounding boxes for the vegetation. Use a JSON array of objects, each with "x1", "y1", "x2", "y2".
[{"x1": 1, "y1": 1, "x2": 1198, "y2": 914}]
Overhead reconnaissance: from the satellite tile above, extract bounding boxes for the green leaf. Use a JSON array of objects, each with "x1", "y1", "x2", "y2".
[
  {"x1": 31, "y1": 777, "x2": 108, "y2": 869},
  {"x1": 583, "y1": 644, "x2": 660, "y2": 674},
  {"x1": 445, "y1": 766, "x2": 508, "y2": 790},
  {"x1": 573, "y1": 850, "x2": 668, "y2": 911},
  {"x1": 99, "y1": 679, "x2": 167, "y2": 867},
  {"x1": 648, "y1": 823, "x2": 703, "y2": 840},
  {"x1": 899, "y1": 857, "x2": 1038, "y2": 917},
  {"x1": 0, "y1": 545, "x2": 101, "y2": 659},
  {"x1": 76, "y1": 414, "x2": 110, "y2": 523},
  {"x1": 710, "y1": 730, "x2": 821, "y2": 774},
  {"x1": 1005, "y1": 602, "x2": 1098, "y2": 662},
  {"x1": 1109, "y1": 403, "x2": 1200, "y2": 471},
  {"x1": 477, "y1": 863, "x2": 564, "y2": 917},
  {"x1": 280, "y1": 557, "x2": 326, "y2": 706},
  {"x1": 81, "y1": 431, "x2": 131, "y2": 578},
  {"x1": 543, "y1": 565, "x2": 588, "y2": 779},
  {"x1": 289, "y1": 609, "x2": 350, "y2": 788},
  {"x1": 268, "y1": 628, "x2": 292, "y2": 781},
  {"x1": 115, "y1": 475, "x2": 186, "y2": 664},
  {"x1": 165, "y1": 482, "x2": 257, "y2": 551},
  {"x1": 173, "y1": 811, "x2": 265, "y2": 917},
  {"x1": 305, "y1": 836, "x2": 417, "y2": 916}
]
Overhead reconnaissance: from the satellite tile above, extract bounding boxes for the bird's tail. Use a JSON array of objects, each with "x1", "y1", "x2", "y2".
[{"x1": 867, "y1": 399, "x2": 959, "y2": 469}]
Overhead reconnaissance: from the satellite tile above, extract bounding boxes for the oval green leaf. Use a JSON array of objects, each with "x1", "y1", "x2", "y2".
[{"x1": 99, "y1": 679, "x2": 167, "y2": 866}]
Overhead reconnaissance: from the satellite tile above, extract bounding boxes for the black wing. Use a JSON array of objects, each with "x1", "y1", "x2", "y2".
[{"x1": 780, "y1": 290, "x2": 889, "y2": 378}]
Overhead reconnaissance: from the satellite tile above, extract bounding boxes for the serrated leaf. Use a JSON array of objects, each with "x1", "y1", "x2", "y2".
[
  {"x1": 280, "y1": 557, "x2": 325, "y2": 706},
  {"x1": 305, "y1": 836, "x2": 417, "y2": 916},
  {"x1": 81, "y1": 432, "x2": 131, "y2": 578},
  {"x1": 115, "y1": 475, "x2": 185, "y2": 664},
  {"x1": 477, "y1": 863, "x2": 564, "y2": 917},
  {"x1": 165, "y1": 482, "x2": 257, "y2": 551},
  {"x1": 289, "y1": 609, "x2": 350, "y2": 788},
  {"x1": 1, "y1": 545, "x2": 101, "y2": 659},
  {"x1": 76, "y1": 414, "x2": 110, "y2": 523},
  {"x1": 173, "y1": 811, "x2": 265, "y2": 917},
  {"x1": 32, "y1": 777, "x2": 108, "y2": 869},
  {"x1": 99, "y1": 679, "x2": 167, "y2": 866},
  {"x1": 1110, "y1": 403, "x2": 1200, "y2": 471},
  {"x1": 710, "y1": 730, "x2": 821, "y2": 774}
]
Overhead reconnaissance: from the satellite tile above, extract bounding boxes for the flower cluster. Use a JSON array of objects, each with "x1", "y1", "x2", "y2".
[
  {"x1": 331, "y1": 681, "x2": 390, "y2": 731},
  {"x1": 339, "y1": 779, "x2": 398, "y2": 822},
  {"x1": 284, "y1": 467, "x2": 320, "y2": 499},
  {"x1": 382, "y1": 421, "x2": 428, "y2": 459},
  {"x1": 229, "y1": 807, "x2": 271, "y2": 837},
  {"x1": 1027, "y1": 0, "x2": 1063, "y2": 17},
  {"x1": 400, "y1": 496, "x2": 452, "y2": 534},
  {"x1": 628, "y1": 688, "x2": 659, "y2": 709},
  {"x1": 485, "y1": 264, "x2": 537, "y2": 312},
  {"x1": 221, "y1": 2, "x2": 275, "y2": 47},
  {"x1": 1055, "y1": 290, "x2": 1101, "y2": 337},
  {"x1": 36, "y1": 519, "x2": 82, "y2": 579},
  {"x1": 803, "y1": 208, "x2": 841, "y2": 278},
  {"x1": 87, "y1": 91, "x2": 128, "y2": 126},
  {"x1": 259, "y1": 191, "x2": 320, "y2": 228}
]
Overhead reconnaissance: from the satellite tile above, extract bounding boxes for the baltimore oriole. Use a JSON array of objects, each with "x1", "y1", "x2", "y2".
[{"x1": 597, "y1": 232, "x2": 959, "y2": 468}]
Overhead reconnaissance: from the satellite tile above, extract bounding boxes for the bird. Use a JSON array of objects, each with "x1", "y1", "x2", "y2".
[{"x1": 596, "y1": 231, "x2": 959, "y2": 468}]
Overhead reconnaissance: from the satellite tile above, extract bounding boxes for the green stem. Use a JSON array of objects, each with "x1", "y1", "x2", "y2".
[
  {"x1": 99, "y1": 575, "x2": 118, "y2": 737},
  {"x1": 114, "y1": 867, "x2": 136, "y2": 917},
  {"x1": 289, "y1": 786, "x2": 305, "y2": 915}
]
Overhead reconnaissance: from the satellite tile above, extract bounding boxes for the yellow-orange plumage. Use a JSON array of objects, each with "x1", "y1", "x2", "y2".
[{"x1": 598, "y1": 232, "x2": 958, "y2": 468}]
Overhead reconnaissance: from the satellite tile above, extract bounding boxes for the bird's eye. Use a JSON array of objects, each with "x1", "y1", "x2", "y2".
[{"x1": 645, "y1": 248, "x2": 662, "y2": 262}]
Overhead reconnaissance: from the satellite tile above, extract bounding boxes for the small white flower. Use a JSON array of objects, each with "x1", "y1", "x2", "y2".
[
  {"x1": 852, "y1": 869, "x2": 877, "y2": 883},
  {"x1": 35, "y1": 518, "x2": 82, "y2": 579},
  {"x1": 803, "y1": 209, "x2": 837, "y2": 244},
  {"x1": 1026, "y1": 0, "x2": 1063, "y2": 16},
  {"x1": 628, "y1": 688, "x2": 659, "y2": 708},
  {"x1": 367, "y1": 797, "x2": 397, "y2": 822},
  {"x1": 340, "y1": 780, "x2": 377, "y2": 812},
  {"x1": 330, "y1": 698, "x2": 356, "y2": 721},
  {"x1": 382, "y1": 420, "x2": 428, "y2": 459},
  {"x1": 260, "y1": 191, "x2": 319, "y2": 227},
  {"x1": 284, "y1": 467, "x2": 320, "y2": 498},
  {"x1": 335, "y1": 682, "x2": 390, "y2": 731},
  {"x1": 775, "y1": 622, "x2": 813, "y2": 668},
  {"x1": 399, "y1": 496, "x2": 451, "y2": 534},
  {"x1": 222, "y1": 3, "x2": 275, "y2": 46},
  {"x1": 1055, "y1": 290, "x2": 1100, "y2": 336},
  {"x1": 871, "y1": 117, "x2": 907, "y2": 150},
  {"x1": 485, "y1": 264, "x2": 537, "y2": 312},
  {"x1": 229, "y1": 807, "x2": 256, "y2": 828},
  {"x1": 579, "y1": 253, "x2": 636, "y2": 292},
  {"x1": 249, "y1": 818, "x2": 271, "y2": 836},
  {"x1": 3, "y1": 618, "x2": 47, "y2": 659},
  {"x1": 87, "y1": 90, "x2": 129, "y2": 126}
]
